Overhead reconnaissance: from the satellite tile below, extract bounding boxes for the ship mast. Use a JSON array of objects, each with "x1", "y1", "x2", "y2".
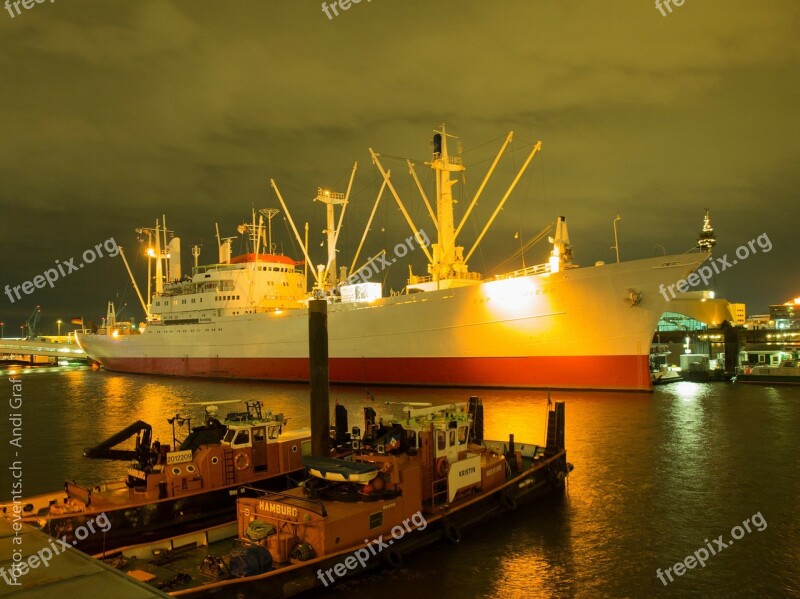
[
  {"x1": 370, "y1": 126, "x2": 541, "y2": 290},
  {"x1": 314, "y1": 188, "x2": 347, "y2": 287},
  {"x1": 427, "y1": 126, "x2": 467, "y2": 281}
]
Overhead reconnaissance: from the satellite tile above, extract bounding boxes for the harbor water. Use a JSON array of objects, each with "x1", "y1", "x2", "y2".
[{"x1": 1, "y1": 366, "x2": 798, "y2": 598}]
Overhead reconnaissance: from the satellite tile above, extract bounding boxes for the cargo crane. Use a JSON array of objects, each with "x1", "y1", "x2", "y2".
[{"x1": 24, "y1": 305, "x2": 41, "y2": 339}]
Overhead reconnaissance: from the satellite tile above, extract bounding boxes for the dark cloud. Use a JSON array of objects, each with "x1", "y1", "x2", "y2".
[{"x1": 1, "y1": 0, "x2": 798, "y2": 331}]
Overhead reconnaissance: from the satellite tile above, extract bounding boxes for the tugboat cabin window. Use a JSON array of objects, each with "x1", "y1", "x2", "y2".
[
  {"x1": 458, "y1": 425, "x2": 468, "y2": 445},
  {"x1": 406, "y1": 430, "x2": 417, "y2": 448},
  {"x1": 223, "y1": 429, "x2": 252, "y2": 447},
  {"x1": 449, "y1": 430, "x2": 456, "y2": 447},
  {"x1": 253, "y1": 427, "x2": 266, "y2": 443},
  {"x1": 437, "y1": 430, "x2": 446, "y2": 451}
]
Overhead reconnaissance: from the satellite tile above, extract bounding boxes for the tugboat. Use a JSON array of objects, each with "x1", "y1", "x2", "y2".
[
  {"x1": 0, "y1": 400, "x2": 309, "y2": 554},
  {"x1": 98, "y1": 397, "x2": 572, "y2": 596}
]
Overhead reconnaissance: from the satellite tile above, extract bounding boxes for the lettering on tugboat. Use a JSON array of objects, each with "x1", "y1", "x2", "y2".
[
  {"x1": 165, "y1": 450, "x2": 193, "y2": 465},
  {"x1": 486, "y1": 464, "x2": 503, "y2": 477},
  {"x1": 258, "y1": 501, "x2": 298, "y2": 518},
  {"x1": 458, "y1": 467, "x2": 476, "y2": 477}
]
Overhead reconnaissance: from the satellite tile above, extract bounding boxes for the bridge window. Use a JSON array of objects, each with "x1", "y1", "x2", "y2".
[
  {"x1": 437, "y1": 430, "x2": 446, "y2": 451},
  {"x1": 449, "y1": 430, "x2": 456, "y2": 447},
  {"x1": 233, "y1": 430, "x2": 250, "y2": 446}
]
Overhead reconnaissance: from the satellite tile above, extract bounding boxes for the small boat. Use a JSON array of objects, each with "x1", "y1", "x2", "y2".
[
  {"x1": 99, "y1": 397, "x2": 573, "y2": 596},
  {"x1": 651, "y1": 367, "x2": 682, "y2": 385},
  {"x1": 300, "y1": 455, "x2": 379, "y2": 483},
  {"x1": 0, "y1": 400, "x2": 309, "y2": 554},
  {"x1": 649, "y1": 344, "x2": 682, "y2": 385},
  {"x1": 735, "y1": 359, "x2": 800, "y2": 385}
]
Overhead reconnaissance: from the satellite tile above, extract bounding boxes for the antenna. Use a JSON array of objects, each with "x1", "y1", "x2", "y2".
[{"x1": 259, "y1": 208, "x2": 280, "y2": 253}]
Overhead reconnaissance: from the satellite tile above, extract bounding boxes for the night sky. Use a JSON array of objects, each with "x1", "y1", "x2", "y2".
[{"x1": 1, "y1": 1, "x2": 798, "y2": 335}]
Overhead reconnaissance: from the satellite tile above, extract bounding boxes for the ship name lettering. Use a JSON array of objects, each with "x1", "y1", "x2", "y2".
[
  {"x1": 459, "y1": 467, "x2": 476, "y2": 477},
  {"x1": 258, "y1": 501, "x2": 299, "y2": 518}
]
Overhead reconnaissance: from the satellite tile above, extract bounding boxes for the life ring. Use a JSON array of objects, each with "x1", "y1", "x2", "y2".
[
  {"x1": 235, "y1": 453, "x2": 250, "y2": 471},
  {"x1": 384, "y1": 547, "x2": 403, "y2": 569},
  {"x1": 443, "y1": 521, "x2": 461, "y2": 544},
  {"x1": 435, "y1": 457, "x2": 450, "y2": 479},
  {"x1": 501, "y1": 491, "x2": 517, "y2": 511}
]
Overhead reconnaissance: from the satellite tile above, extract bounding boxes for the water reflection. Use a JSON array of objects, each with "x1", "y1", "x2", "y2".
[{"x1": 2, "y1": 370, "x2": 798, "y2": 597}]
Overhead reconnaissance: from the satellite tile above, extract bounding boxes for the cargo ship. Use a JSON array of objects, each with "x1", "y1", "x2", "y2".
[{"x1": 76, "y1": 127, "x2": 708, "y2": 391}]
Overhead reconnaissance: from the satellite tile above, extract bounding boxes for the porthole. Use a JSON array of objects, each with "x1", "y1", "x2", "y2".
[
  {"x1": 211, "y1": 457, "x2": 219, "y2": 465},
  {"x1": 185, "y1": 464, "x2": 196, "y2": 473},
  {"x1": 171, "y1": 467, "x2": 181, "y2": 475}
]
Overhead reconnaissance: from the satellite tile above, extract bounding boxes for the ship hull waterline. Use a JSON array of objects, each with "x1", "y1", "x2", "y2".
[{"x1": 77, "y1": 254, "x2": 706, "y2": 392}]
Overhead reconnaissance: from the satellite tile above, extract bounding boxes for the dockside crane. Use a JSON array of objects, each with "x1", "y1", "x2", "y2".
[{"x1": 24, "y1": 305, "x2": 41, "y2": 339}]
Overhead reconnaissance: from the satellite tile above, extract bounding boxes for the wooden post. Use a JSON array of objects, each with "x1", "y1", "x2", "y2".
[{"x1": 309, "y1": 299, "x2": 330, "y2": 457}]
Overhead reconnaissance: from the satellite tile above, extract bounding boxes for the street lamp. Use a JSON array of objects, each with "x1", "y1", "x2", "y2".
[
  {"x1": 57, "y1": 319, "x2": 62, "y2": 337},
  {"x1": 611, "y1": 215, "x2": 622, "y2": 263}
]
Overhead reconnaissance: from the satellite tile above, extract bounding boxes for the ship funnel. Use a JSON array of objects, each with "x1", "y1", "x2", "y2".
[
  {"x1": 219, "y1": 239, "x2": 231, "y2": 264},
  {"x1": 167, "y1": 237, "x2": 181, "y2": 281},
  {"x1": 309, "y1": 299, "x2": 330, "y2": 457}
]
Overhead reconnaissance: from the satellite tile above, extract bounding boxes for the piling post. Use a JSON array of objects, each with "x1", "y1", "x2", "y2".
[{"x1": 309, "y1": 299, "x2": 331, "y2": 457}]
